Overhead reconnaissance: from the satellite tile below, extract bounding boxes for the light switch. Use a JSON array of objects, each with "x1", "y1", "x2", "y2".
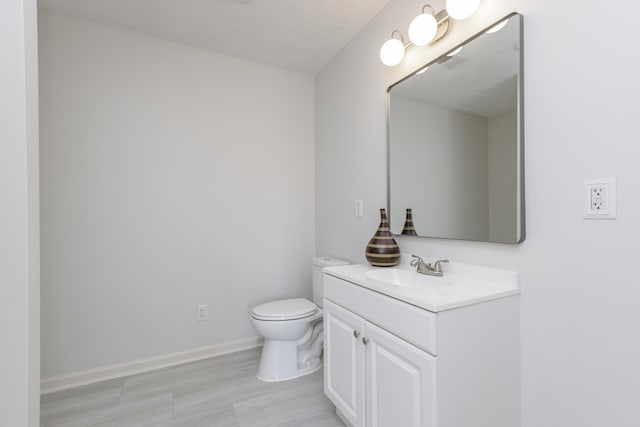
[{"x1": 355, "y1": 200, "x2": 364, "y2": 218}]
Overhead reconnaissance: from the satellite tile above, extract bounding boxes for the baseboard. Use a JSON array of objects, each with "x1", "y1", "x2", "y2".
[
  {"x1": 41, "y1": 336, "x2": 264, "y2": 395},
  {"x1": 336, "y1": 408, "x2": 354, "y2": 427}
]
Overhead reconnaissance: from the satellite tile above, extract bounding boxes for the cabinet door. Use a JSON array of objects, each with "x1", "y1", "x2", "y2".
[
  {"x1": 364, "y1": 321, "x2": 436, "y2": 427},
  {"x1": 324, "y1": 299, "x2": 366, "y2": 427}
]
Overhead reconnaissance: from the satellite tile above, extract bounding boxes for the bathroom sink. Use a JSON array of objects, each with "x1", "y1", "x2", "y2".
[{"x1": 365, "y1": 268, "x2": 451, "y2": 288}]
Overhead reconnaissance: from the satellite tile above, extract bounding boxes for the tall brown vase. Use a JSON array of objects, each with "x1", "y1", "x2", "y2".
[
  {"x1": 365, "y1": 208, "x2": 400, "y2": 267},
  {"x1": 401, "y1": 208, "x2": 418, "y2": 236}
]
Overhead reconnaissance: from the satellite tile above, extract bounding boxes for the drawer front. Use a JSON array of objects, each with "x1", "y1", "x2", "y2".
[{"x1": 324, "y1": 273, "x2": 437, "y2": 356}]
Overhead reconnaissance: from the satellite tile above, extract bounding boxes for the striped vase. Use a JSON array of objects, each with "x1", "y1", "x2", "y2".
[
  {"x1": 365, "y1": 208, "x2": 400, "y2": 267},
  {"x1": 401, "y1": 208, "x2": 418, "y2": 236}
]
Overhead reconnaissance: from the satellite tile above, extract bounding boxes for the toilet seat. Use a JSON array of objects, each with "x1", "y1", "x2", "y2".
[{"x1": 251, "y1": 298, "x2": 317, "y2": 321}]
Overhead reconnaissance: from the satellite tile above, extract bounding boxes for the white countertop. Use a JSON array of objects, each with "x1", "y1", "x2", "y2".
[{"x1": 323, "y1": 263, "x2": 519, "y2": 313}]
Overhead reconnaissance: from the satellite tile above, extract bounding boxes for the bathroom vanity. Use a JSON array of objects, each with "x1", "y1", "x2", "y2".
[{"x1": 322, "y1": 263, "x2": 520, "y2": 427}]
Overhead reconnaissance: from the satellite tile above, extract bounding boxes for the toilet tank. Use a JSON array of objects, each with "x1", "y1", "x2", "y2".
[{"x1": 312, "y1": 257, "x2": 349, "y2": 307}]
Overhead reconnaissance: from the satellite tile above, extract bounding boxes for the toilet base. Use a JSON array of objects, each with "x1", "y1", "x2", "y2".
[{"x1": 256, "y1": 339, "x2": 323, "y2": 382}]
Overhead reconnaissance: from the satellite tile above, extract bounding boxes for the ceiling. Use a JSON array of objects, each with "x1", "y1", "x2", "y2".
[{"x1": 39, "y1": 0, "x2": 391, "y2": 74}]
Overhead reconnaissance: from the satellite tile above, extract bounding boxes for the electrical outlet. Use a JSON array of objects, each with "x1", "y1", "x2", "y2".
[
  {"x1": 590, "y1": 186, "x2": 606, "y2": 211},
  {"x1": 196, "y1": 304, "x2": 208, "y2": 321},
  {"x1": 584, "y1": 178, "x2": 616, "y2": 219}
]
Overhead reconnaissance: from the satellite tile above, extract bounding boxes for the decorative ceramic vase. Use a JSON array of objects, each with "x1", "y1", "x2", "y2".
[
  {"x1": 401, "y1": 208, "x2": 418, "y2": 236},
  {"x1": 365, "y1": 208, "x2": 400, "y2": 267}
]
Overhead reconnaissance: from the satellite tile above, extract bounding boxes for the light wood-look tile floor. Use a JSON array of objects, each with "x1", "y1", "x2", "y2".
[{"x1": 41, "y1": 348, "x2": 345, "y2": 427}]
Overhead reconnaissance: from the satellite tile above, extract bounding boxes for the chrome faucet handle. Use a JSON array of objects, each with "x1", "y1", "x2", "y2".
[
  {"x1": 410, "y1": 254, "x2": 423, "y2": 267},
  {"x1": 432, "y1": 259, "x2": 449, "y2": 273}
]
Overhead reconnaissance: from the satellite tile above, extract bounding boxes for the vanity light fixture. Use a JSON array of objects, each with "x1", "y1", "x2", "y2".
[
  {"x1": 446, "y1": 0, "x2": 481, "y2": 20},
  {"x1": 380, "y1": 0, "x2": 482, "y2": 66},
  {"x1": 379, "y1": 30, "x2": 406, "y2": 66},
  {"x1": 408, "y1": 5, "x2": 438, "y2": 46}
]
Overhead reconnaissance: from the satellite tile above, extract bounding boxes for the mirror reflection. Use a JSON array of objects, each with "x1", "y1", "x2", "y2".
[{"x1": 388, "y1": 13, "x2": 524, "y2": 243}]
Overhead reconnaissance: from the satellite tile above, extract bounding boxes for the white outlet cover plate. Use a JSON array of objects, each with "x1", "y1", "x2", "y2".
[{"x1": 584, "y1": 178, "x2": 616, "y2": 219}]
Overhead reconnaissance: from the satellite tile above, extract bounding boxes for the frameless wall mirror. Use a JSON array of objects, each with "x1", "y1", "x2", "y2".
[{"x1": 388, "y1": 13, "x2": 524, "y2": 243}]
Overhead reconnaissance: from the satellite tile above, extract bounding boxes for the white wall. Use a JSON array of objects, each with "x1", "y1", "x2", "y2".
[
  {"x1": 488, "y1": 109, "x2": 518, "y2": 242},
  {"x1": 39, "y1": 11, "x2": 315, "y2": 378},
  {"x1": 389, "y1": 95, "x2": 489, "y2": 239},
  {"x1": 316, "y1": 0, "x2": 640, "y2": 426},
  {"x1": 0, "y1": 0, "x2": 40, "y2": 425}
]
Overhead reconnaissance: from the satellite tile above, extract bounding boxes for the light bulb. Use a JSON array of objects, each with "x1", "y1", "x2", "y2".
[
  {"x1": 415, "y1": 66, "x2": 429, "y2": 75},
  {"x1": 408, "y1": 13, "x2": 438, "y2": 46},
  {"x1": 446, "y1": 0, "x2": 480, "y2": 20},
  {"x1": 379, "y1": 38, "x2": 405, "y2": 66}
]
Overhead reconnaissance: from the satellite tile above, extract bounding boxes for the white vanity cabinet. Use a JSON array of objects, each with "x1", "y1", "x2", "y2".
[
  {"x1": 324, "y1": 299, "x2": 436, "y2": 427},
  {"x1": 323, "y1": 266, "x2": 520, "y2": 427}
]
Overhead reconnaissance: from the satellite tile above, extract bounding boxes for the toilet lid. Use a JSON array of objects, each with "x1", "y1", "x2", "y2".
[{"x1": 251, "y1": 298, "x2": 317, "y2": 321}]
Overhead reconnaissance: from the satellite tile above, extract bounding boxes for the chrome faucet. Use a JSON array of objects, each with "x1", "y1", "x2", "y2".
[{"x1": 410, "y1": 255, "x2": 449, "y2": 277}]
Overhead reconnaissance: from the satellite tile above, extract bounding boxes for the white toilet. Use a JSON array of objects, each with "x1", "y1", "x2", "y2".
[{"x1": 250, "y1": 257, "x2": 349, "y2": 382}]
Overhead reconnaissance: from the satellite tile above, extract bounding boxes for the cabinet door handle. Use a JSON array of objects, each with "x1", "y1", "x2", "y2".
[
  {"x1": 362, "y1": 337, "x2": 369, "y2": 345},
  {"x1": 353, "y1": 330, "x2": 360, "y2": 338}
]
